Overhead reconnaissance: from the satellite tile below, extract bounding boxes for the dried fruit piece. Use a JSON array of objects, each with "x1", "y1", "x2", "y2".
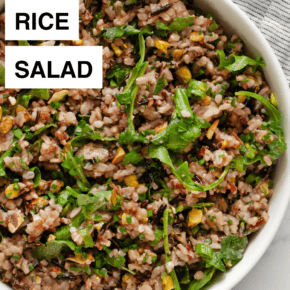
[
  {"x1": 176, "y1": 66, "x2": 192, "y2": 83},
  {"x1": 154, "y1": 40, "x2": 170, "y2": 53},
  {"x1": 50, "y1": 180, "x2": 64, "y2": 193},
  {"x1": 172, "y1": 49, "x2": 184, "y2": 60},
  {"x1": 124, "y1": 175, "x2": 139, "y2": 188},
  {"x1": 162, "y1": 274, "x2": 174, "y2": 290},
  {"x1": 187, "y1": 208, "x2": 203, "y2": 228},
  {"x1": 5, "y1": 184, "x2": 21, "y2": 199},
  {"x1": 190, "y1": 32, "x2": 204, "y2": 42}
]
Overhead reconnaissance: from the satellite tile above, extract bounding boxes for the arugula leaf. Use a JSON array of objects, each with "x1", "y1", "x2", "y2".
[
  {"x1": 24, "y1": 123, "x2": 57, "y2": 140},
  {"x1": 79, "y1": 228, "x2": 94, "y2": 248},
  {"x1": 104, "y1": 254, "x2": 126, "y2": 268},
  {"x1": 148, "y1": 145, "x2": 229, "y2": 192},
  {"x1": 54, "y1": 225, "x2": 71, "y2": 240},
  {"x1": 61, "y1": 144, "x2": 91, "y2": 188},
  {"x1": 29, "y1": 89, "x2": 50, "y2": 100},
  {"x1": 153, "y1": 78, "x2": 167, "y2": 94},
  {"x1": 187, "y1": 80, "x2": 207, "y2": 100},
  {"x1": 32, "y1": 241, "x2": 77, "y2": 262},
  {"x1": 0, "y1": 142, "x2": 18, "y2": 177},
  {"x1": 168, "y1": 16, "x2": 194, "y2": 32},
  {"x1": 220, "y1": 235, "x2": 248, "y2": 267},
  {"x1": 17, "y1": 94, "x2": 33, "y2": 108},
  {"x1": 18, "y1": 40, "x2": 30, "y2": 46},
  {"x1": 180, "y1": 265, "x2": 190, "y2": 284},
  {"x1": 217, "y1": 50, "x2": 266, "y2": 72},
  {"x1": 106, "y1": 65, "x2": 132, "y2": 87},
  {"x1": 188, "y1": 267, "x2": 216, "y2": 290},
  {"x1": 156, "y1": 21, "x2": 169, "y2": 31},
  {"x1": 0, "y1": 66, "x2": 5, "y2": 86},
  {"x1": 122, "y1": 150, "x2": 144, "y2": 166},
  {"x1": 151, "y1": 89, "x2": 210, "y2": 151},
  {"x1": 71, "y1": 120, "x2": 115, "y2": 147},
  {"x1": 205, "y1": 251, "x2": 226, "y2": 272},
  {"x1": 235, "y1": 91, "x2": 286, "y2": 163},
  {"x1": 103, "y1": 25, "x2": 140, "y2": 40}
]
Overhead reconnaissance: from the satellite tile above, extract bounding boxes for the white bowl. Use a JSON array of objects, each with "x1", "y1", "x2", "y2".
[
  {"x1": 193, "y1": 0, "x2": 290, "y2": 289},
  {"x1": 1, "y1": 1, "x2": 289, "y2": 290}
]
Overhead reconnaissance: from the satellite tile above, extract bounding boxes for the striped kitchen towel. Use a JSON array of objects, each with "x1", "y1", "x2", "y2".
[{"x1": 232, "y1": 0, "x2": 290, "y2": 83}]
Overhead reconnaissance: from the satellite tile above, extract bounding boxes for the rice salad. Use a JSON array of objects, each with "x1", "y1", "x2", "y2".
[{"x1": 0, "y1": 1, "x2": 287, "y2": 290}]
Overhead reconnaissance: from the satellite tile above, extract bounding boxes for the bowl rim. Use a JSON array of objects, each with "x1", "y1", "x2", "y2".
[{"x1": 194, "y1": 0, "x2": 290, "y2": 289}]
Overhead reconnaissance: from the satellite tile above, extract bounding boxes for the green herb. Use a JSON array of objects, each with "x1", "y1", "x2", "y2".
[
  {"x1": 150, "y1": 228, "x2": 163, "y2": 246},
  {"x1": 163, "y1": 209, "x2": 181, "y2": 290},
  {"x1": 220, "y1": 235, "x2": 248, "y2": 267},
  {"x1": 126, "y1": 215, "x2": 132, "y2": 224},
  {"x1": 28, "y1": 89, "x2": 50, "y2": 100},
  {"x1": 148, "y1": 145, "x2": 229, "y2": 191},
  {"x1": 168, "y1": 16, "x2": 194, "y2": 32},
  {"x1": 24, "y1": 123, "x2": 57, "y2": 140},
  {"x1": 12, "y1": 128, "x2": 23, "y2": 139},
  {"x1": 187, "y1": 80, "x2": 207, "y2": 100},
  {"x1": 61, "y1": 143, "x2": 91, "y2": 188},
  {"x1": 79, "y1": 228, "x2": 94, "y2": 248},
  {"x1": 107, "y1": 64, "x2": 132, "y2": 88},
  {"x1": 147, "y1": 209, "x2": 153, "y2": 217},
  {"x1": 142, "y1": 253, "x2": 149, "y2": 264},
  {"x1": 195, "y1": 244, "x2": 213, "y2": 259},
  {"x1": 153, "y1": 78, "x2": 167, "y2": 94},
  {"x1": 188, "y1": 267, "x2": 216, "y2": 290},
  {"x1": 0, "y1": 66, "x2": 5, "y2": 86},
  {"x1": 205, "y1": 251, "x2": 226, "y2": 272},
  {"x1": 122, "y1": 150, "x2": 143, "y2": 166},
  {"x1": 32, "y1": 240, "x2": 77, "y2": 262},
  {"x1": 217, "y1": 50, "x2": 266, "y2": 72},
  {"x1": 12, "y1": 254, "x2": 21, "y2": 260}
]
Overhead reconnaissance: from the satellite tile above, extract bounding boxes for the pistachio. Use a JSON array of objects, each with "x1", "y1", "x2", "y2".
[
  {"x1": 112, "y1": 147, "x2": 126, "y2": 164},
  {"x1": 154, "y1": 122, "x2": 168, "y2": 134},
  {"x1": 16, "y1": 104, "x2": 31, "y2": 121},
  {"x1": 206, "y1": 119, "x2": 219, "y2": 140},
  {"x1": 8, "y1": 213, "x2": 23, "y2": 233},
  {"x1": 110, "y1": 189, "x2": 123, "y2": 206},
  {"x1": 237, "y1": 95, "x2": 246, "y2": 103},
  {"x1": 67, "y1": 253, "x2": 94, "y2": 265},
  {"x1": 48, "y1": 90, "x2": 69, "y2": 104},
  {"x1": 0, "y1": 116, "x2": 13, "y2": 134},
  {"x1": 172, "y1": 49, "x2": 184, "y2": 60},
  {"x1": 50, "y1": 180, "x2": 64, "y2": 193},
  {"x1": 111, "y1": 43, "x2": 123, "y2": 56},
  {"x1": 72, "y1": 39, "x2": 83, "y2": 46},
  {"x1": 200, "y1": 95, "x2": 212, "y2": 106}
]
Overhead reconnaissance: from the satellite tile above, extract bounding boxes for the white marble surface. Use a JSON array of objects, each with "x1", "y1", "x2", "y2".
[{"x1": 233, "y1": 204, "x2": 290, "y2": 289}]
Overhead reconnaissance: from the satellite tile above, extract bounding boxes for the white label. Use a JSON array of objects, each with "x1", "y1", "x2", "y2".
[
  {"x1": 5, "y1": 0, "x2": 79, "y2": 41},
  {"x1": 5, "y1": 46, "x2": 103, "y2": 89}
]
